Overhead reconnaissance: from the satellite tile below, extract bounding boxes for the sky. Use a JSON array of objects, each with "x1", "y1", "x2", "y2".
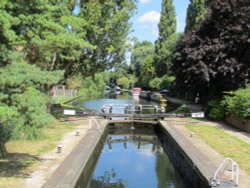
[{"x1": 129, "y1": 0, "x2": 190, "y2": 42}]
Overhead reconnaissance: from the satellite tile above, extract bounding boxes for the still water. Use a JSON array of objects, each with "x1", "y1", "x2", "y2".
[
  {"x1": 87, "y1": 126, "x2": 187, "y2": 188},
  {"x1": 78, "y1": 92, "x2": 176, "y2": 113},
  {"x1": 79, "y1": 93, "x2": 185, "y2": 187}
]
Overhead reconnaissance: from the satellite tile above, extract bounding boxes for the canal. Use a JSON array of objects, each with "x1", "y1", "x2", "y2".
[
  {"x1": 78, "y1": 92, "x2": 177, "y2": 114},
  {"x1": 76, "y1": 93, "x2": 187, "y2": 188},
  {"x1": 87, "y1": 124, "x2": 187, "y2": 188}
]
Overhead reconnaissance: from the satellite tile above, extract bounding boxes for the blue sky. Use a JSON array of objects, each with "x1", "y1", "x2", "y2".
[{"x1": 129, "y1": 0, "x2": 190, "y2": 42}]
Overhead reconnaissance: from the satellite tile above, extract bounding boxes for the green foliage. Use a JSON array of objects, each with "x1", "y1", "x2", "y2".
[
  {"x1": 66, "y1": 75, "x2": 83, "y2": 90},
  {"x1": 175, "y1": 104, "x2": 190, "y2": 114},
  {"x1": 130, "y1": 40, "x2": 155, "y2": 88},
  {"x1": 77, "y1": 72, "x2": 109, "y2": 101},
  {"x1": 149, "y1": 77, "x2": 162, "y2": 90},
  {"x1": 206, "y1": 87, "x2": 250, "y2": 121},
  {"x1": 221, "y1": 87, "x2": 250, "y2": 119},
  {"x1": 160, "y1": 75, "x2": 175, "y2": 89},
  {"x1": 80, "y1": 0, "x2": 137, "y2": 76},
  {"x1": 0, "y1": 62, "x2": 63, "y2": 155},
  {"x1": 206, "y1": 100, "x2": 225, "y2": 121},
  {"x1": 130, "y1": 41, "x2": 154, "y2": 77},
  {"x1": 0, "y1": 0, "x2": 136, "y2": 158},
  {"x1": 185, "y1": 0, "x2": 207, "y2": 32},
  {"x1": 149, "y1": 76, "x2": 175, "y2": 90},
  {"x1": 117, "y1": 77, "x2": 130, "y2": 89},
  {"x1": 173, "y1": 0, "x2": 250, "y2": 100},
  {"x1": 154, "y1": 0, "x2": 177, "y2": 77},
  {"x1": 0, "y1": 105, "x2": 16, "y2": 157}
]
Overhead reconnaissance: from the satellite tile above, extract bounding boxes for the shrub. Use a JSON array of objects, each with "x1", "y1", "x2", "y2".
[
  {"x1": 206, "y1": 100, "x2": 225, "y2": 121},
  {"x1": 175, "y1": 104, "x2": 190, "y2": 114},
  {"x1": 221, "y1": 87, "x2": 250, "y2": 119}
]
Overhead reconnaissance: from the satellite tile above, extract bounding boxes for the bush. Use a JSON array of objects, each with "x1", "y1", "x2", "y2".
[
  {"x1": 221, "y1": 87, "x2": 250, "y2": 119},
  {"x1": 206, "y1": 100, "x2": 225, "y2": 121},
  {"x1": 175, "y1": 104, "x2": 190, "y2": 114}
]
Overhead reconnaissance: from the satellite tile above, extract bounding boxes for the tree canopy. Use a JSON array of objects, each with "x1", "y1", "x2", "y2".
[
  {"x1": 173, "y1": 0, "x2": 250, "y2": 101},
  {"x1": 0, "y1": 0, "x2": 136, "y2": 157},
  {"x1": 185, "y1": 0, "x2": 207, "y2": 32},
  {"x1": 154, "y1": 0, "x2": 177, "y2": 77},
  {"x1": 130, "y1": 40, "x2": 155, "y2": 88}
]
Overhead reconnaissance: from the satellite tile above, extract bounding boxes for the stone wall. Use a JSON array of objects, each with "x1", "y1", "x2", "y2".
[
  {"x1": 226, "y1": 114, "x2": 250, "y2": 133},
  {"x1": 157, "y1": 124, "x2": 210, "y2": 188}
]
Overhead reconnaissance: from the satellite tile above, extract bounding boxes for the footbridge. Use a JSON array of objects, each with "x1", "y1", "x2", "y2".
[{"x1": 63, "y1": 104, "x2": 204, "y2": 124}]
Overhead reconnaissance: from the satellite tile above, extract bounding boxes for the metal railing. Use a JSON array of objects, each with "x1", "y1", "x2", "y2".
[{"x1": 210, "y1": 158, "x2": 239, "y2": 187}]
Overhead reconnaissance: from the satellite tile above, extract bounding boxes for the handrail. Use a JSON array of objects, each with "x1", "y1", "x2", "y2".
[
  {"x1": 210, "y1": 158, "x2": 239, "y2": 187},
  {"x1": 91, "y1": 118, "x2": 102, "y2": 132}
]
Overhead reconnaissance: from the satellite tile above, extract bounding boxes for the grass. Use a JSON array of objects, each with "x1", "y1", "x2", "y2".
[
  {"x1": 0, "y1": 120, "x2": 79, "y2": 188},
  {"x1": 186, "y1": 124, "x2": 250, "y2": 175}
]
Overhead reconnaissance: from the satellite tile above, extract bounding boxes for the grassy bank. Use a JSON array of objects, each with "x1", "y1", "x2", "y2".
[
  {"x1": 0, "y1": 120, "x2": 78, "y2": 188},
  {"x1": 186, "y1": 125, "x2": 250, "y2": 175}
]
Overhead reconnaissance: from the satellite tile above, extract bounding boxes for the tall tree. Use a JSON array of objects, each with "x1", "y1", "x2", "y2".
[
  {"x1": 0, "y1": 1, "x2": 63, "y2": 157},
  {"x1": 185, "y1": 0, "x2": 207, "y2": 32},
  {"x1": 154, "y1": 0, "x2": 177, "y2": 77},
  {"x1": 130, "y1": 40, "x2": 155, "y2": 88},
  {"x1": 79, "y1": 0, "x2": 136, "y2": 77},
  {"x1": 3, "y1": 0, "x2": 92, "y2": 78},
  {"x1": 173, "y1": 0, "x2": 250, "y2": 101}
]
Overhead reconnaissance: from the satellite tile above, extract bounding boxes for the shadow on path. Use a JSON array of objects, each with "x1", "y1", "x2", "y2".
[{"x1": 0, "y1": 153, "x2": 42, "y2": 178}]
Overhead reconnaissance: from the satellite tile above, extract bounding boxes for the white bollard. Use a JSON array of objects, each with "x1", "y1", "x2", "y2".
[
  {"x1": 57, "y1": 144, "x2": 62, "y2": 153},
  {"x1": 76, "y1": 130, "x2": 80, "y2": 136},
  {"x1": 190, "y1": 132, "x2": 195, "y2": 137}
]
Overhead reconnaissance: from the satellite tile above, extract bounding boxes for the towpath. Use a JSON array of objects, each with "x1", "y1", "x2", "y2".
[{"x1": 162, "y1": 117, "x2": 250, "y2": 187}]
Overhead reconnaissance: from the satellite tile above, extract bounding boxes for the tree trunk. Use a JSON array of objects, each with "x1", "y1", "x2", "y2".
[{"x1": 0, "y1": 142, "x2": 8, "y2": 158}]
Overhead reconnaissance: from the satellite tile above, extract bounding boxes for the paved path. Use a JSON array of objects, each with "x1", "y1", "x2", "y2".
[{"x1": 167, "y1": 97, "x2": 203, "y2": 112}]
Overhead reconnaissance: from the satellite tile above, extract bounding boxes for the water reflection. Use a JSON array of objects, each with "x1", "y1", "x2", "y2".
[
  {"x1": 90, "y1": 169, "x2": 126, "y2": 188},
  {"x1": 87, "y1": 125, "x2": 187, "y2": 188},
  {"x1": 79, "y1": 92, "x2": 176, "y2": 114}
]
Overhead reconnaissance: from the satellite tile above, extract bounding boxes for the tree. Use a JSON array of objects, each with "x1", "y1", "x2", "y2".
[
  {"x1": 2, "y1": 0, "x2": 93, "y2": 78},
  {"x1": 185, "y1": 0, "x2": 207, "y2": 32},
  {"x1": 138, "y1": 55, "x2": 155, "y2": 88},
  {"x1": 173, "y1": 0, "x2": 250, "y2": 101},
  {"x1": 0, "y1": 62, "x2": 63, "y2": 157},
  {"x1": 117, "y1": 77, "x2": 131, "y2": 89},
  {"x1": 130, "y1": 41, "x2": 154, "y2": 77},
  {"x1": 130, "y1": 40, "x2": 155, "y2": 88},
  {"x1": 79, "y1": 0, "x2": 136, "y2": 77},
  {"x1": 154, "y1": 0, "x2": 177, "y2": 77}
]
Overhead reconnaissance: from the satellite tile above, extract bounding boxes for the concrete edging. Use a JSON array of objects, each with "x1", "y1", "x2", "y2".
[
  {"x1": 42, "y1": 119, "x2": 108, "y2": 188},
  {"x1": 158, "y1": 120, "x2": 214, "y2": 188}
]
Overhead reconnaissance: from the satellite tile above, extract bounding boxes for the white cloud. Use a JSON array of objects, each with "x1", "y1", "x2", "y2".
[
  {"x1": 137, "y1": 11, "x2": 160, "y2": 37},
  {"x1": 139, "y1": 0, "x2": 151, "y2": 5},
  {"x1": 137, "y1": 11, "x2": 160, "y2": 25}
]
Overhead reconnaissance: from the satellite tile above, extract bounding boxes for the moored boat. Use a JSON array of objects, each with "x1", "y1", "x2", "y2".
[
  {"x1": 139, "y1": 91, "x2": 151, "y2": 100},
  {"x1": 132, "y1": 87, "x2": 142, "y2": 99},
  {"x1": 150, "y1": 92, "x2": 167, "y2": 103}
]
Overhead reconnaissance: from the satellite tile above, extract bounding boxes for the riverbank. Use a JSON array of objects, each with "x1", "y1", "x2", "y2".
[
  {"x1": 0, "y1": 118, "x2": 91, "y2": 188},
  {"x1": 163, "y1": 117, "x2": 250, "y2": 187},
  {"x1": 2, "y1": 115, "x2": 250, "y2": 187},
  {"x1": 25, "y1": 118, "x2": 93, "y2": 188}
]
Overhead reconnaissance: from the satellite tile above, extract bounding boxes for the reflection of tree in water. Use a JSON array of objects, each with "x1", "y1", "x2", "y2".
[
  {"x1": 89, "y1": 169, "x2": 126, "y2": 188},
  {"x1": 155, "y1": 150, "x2": 186, "y2": 188}
]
